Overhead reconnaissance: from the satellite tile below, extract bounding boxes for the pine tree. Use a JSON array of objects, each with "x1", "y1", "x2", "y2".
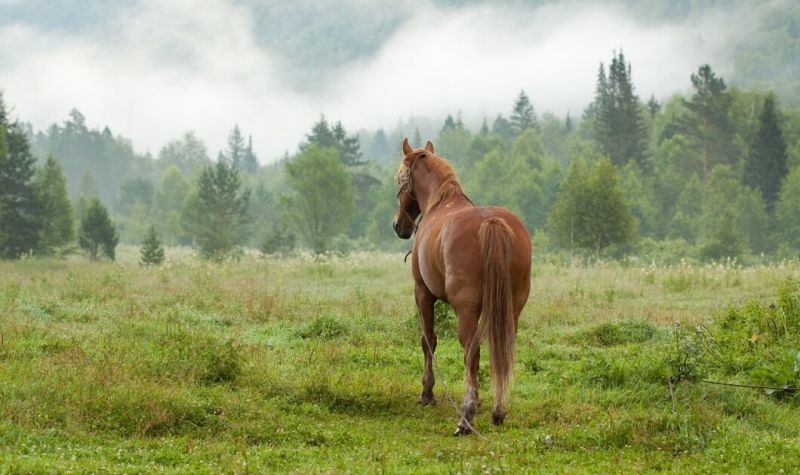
[
  {"x1": 744, "y1": 95, "x2": 788, "y2": 208},
  {"x1": 510, "y1": 90, "x2": 536, "y2": 136},
  {"x1": 681, "y1": 64, "x2": 737, "y2": 180},
  {"x1": 593, "y1": 52, "x2": 649, "y2": 169},
  {"x1": 79, "y1": 198, "x2": 118, "y2": 260},
  {"x1": 370, "y1": 128, "x2": 389, "y2": 160},
  {"x1": 646, "y1": 94, "x2": 661, "y2": 118},
  {"x1": 222, "y1": 124, "x2": 246, "y2": 169},
  {"x1": 241, "y1": 135, "x2": 259, "y2": 174},
  {"x1": 413, "y1": 127, "x2": 423, "y2": 148},
  {"x1": 479, "y1": 118, "x2": 490, "y2": 137},
  {"x1": 455, "y1": 111, "x2": 465, "y2": 130},
  {"x1": 181, "y1": 162, "x2": 250, "y2": 260},
  {"x1": 491, "y1": 115, "x2": 513, "y2": 143},
  {"x1": 0, "y1": 94, "x2": 41, "y2": 259},
  {"x1": 441, "y1": 114, "x2": 456, "y2": 134},
  {"x1": 140, "y1": 225, "x2": 165, "y2": 265},
  {"x1": 304, "y1": 115, "x2": 337, "y2": 149},
  {"x1": 34, "y1": 155, "x2": 73, "y2": 254},
  {"x1": 302, "y1": 116, "x2": 363, "y2": 167},
  {"x1": 332, "y1": 121, "x2": 364, "y2": 166}
]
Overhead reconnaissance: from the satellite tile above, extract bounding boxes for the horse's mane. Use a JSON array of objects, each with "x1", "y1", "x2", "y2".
[{"x1": 422, "y1": 154, "x2": 472, "y2": 211}]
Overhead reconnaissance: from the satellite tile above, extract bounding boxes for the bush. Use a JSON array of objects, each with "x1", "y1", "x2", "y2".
[
  {"x1": 583, "y1": 320, "x2": 657, "y2": 346},
  {"x1": 260, "y1": 225, "x2": 295, "y2": 255},
  {"x1": 297, "y1": 315, "x2": 350, "y2": 340}
]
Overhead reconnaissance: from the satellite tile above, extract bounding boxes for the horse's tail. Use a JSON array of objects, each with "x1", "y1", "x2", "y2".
[{"x1": 477, "y1": 217, "x2": 516, "y2": 412}]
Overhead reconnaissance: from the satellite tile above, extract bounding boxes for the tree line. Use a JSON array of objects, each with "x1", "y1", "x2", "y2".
[{"x1": 1, "y1": 51, "x2": 799, "y2": 262}]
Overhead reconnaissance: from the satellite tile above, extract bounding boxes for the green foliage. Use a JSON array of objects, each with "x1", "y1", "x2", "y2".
[
  {"x1": 666, "y1": 277, "x2": 800, "y2": 402},
  {"x1": 78, "y1": 198, "x2": 118, "y2": 261},
  {"x1": 583, "y1": 320, "x2": 657, "y2": 346},
  {"x1": 33, "y1": 155, "x2": 73, "y2": 254},
  {"x1": 667, "y1": 174, "x2": 703, "y2": 241},
  {"x1": 778, "y1": 277, "x2": 800, "y2": 331},
  {"x1": 620, "y1": 162, "x2": 661, "y2": 237},
  {"x1": 140, "y1": 226, "x2": 165, "y2": 266},
  {"x1": 33, "y1": 109, "x2": 151, "y2": 205},
  {"x1": 510, "y1": 90, "x2": 537, "y2": 136},
  {"x1": 182, "y1": 162, "x2": 250, "y2": 261},
  {"x1": 699, "y1": 166, "x2": 769, "y2": 259},
  {"x1": 491, "y1": 114, "x2": 514, "y2": 144},
  {"x1": 548, "y1": 158, "x2": 636, "y2": 257},
  {"x1": 115, "y1": 176, "x2": 153, "y2": 216},
  {"x1": 155, "y1": 131, "x2": 211, "y2": 178},
  {"x1": 467, "y1": 130, "x2": 561, "y2": 232},
  {"x1": 220, "y1": 125, "x2": 259, "y2": 175},
  {"x1": 592, "y1": 52, "x2": 649, "y2": 169},
  {"x1": 284, "y1": 146, "x2": 354, "y2": 253},
  {"x1": 302, "y1": 116, "x2": 364, "y2": 167},
  {"x1": 435, "y1": 126, "x2": 472, "y2": 170},
  {"x1": 745, "y1": 95, "x2": 788, "y2": 207},
  {"x1": 260, "y1": 224, "x2": 296, "y2": 255},
  {"x1": 433, "y1": 300, "x2": 456, "y2": 338},
  {"x1": 0, "y1": 97, "x2": 41, "y2": 259},
  {"x1": 349, "y1": 169, "x2": 382, "y2": 239},
  {"x1": 548, "y1": 159, "x2": 588, "y2": 252},
  {"x1": 680, "y1": 65, "x2": 738, "y2": 179},
  {"x1": 2, "y1": 256, "x2": 800, "y2": 471},
  {"x1": 699, "y1": 208, "x2": 746, "y2": 261},
  {"x1": 153, "y1": 165, "x2": 190, "y2": 245},
  {"x1": 297, "y1": 315, "x2": 350, "y2": 340},
  {"x1": 776, "y1": 166, "x2": 800, "y2": 251},
  {"x1": 751, "y1": 351, "x2": 800, "y2": 397}
]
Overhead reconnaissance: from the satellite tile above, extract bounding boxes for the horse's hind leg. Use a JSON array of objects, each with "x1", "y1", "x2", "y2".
[
  {"x1": 493, "y1": 301, "x2": 525, "y2": 425},
  {"x1": 416, "y1": 284, "x2": 437, "y2": 406},
  {"x1": 453, "y1": 307, "x2": 480, "y2": 436}
]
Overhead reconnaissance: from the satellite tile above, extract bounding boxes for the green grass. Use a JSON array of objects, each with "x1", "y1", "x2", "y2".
[{"x1": 1, "y1": 247, "x2": 800, "y2": 473}]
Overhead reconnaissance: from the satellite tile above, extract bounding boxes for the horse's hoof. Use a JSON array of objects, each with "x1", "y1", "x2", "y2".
[
  {"x1": 492, "y1": 412, "x2": 506, "y2": 426},
  {"x1": 453, "y1": 424, "x2": 473, "y2": 436},
  {"x1": 418, "y1": 393, "x2": 436, "y2": 406}
]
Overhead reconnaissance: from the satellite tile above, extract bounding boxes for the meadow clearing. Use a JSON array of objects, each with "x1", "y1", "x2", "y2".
[{"x1": 1, "y1": 247, "x2": 800, "y2": 473}]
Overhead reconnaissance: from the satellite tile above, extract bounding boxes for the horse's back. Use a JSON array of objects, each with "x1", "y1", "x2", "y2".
[
  {"x1": 439, "y1": 206, "x2": 531, "y2": 311},
  {"x1": 446, "y1": 206, "x2": 531, "y2": 258}
]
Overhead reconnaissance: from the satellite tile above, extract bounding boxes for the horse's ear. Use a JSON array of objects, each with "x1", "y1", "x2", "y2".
[
  {"x1": 402, "y1": 138, "x2": 412, "y2": 155},
  {"x1": 424, "y1": 141, "x2": 434, "y2": 153}
]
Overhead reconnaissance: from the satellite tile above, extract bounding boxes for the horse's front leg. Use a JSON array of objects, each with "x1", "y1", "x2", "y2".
[{"x1": 415, "y1": 284, "x2": 437, "y2": 406}]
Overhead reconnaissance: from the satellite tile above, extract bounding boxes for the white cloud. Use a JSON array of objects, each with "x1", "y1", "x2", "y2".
[{"x1": 0, "y1": 0, "x2": 731, "y2": 162}]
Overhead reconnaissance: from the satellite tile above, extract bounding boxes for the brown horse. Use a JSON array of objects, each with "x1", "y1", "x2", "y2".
[{"x1": 393, "y1": 138, "x2": 531, "y2": 435}]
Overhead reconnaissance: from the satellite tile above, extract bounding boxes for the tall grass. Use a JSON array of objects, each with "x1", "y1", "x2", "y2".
[{"x1": 0, "y1": 250, "x2": 799, "y2": 472}]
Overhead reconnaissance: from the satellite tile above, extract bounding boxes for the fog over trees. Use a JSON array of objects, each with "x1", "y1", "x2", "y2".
[{"x1": 1, "y1": 1, "x2": 800, "y2": 261}]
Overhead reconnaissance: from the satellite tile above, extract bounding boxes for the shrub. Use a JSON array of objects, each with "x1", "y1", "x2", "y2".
[
  {"x1": 583, "y1": 320, "x2": 657, "y2": 346},
  {"x1": 297, "y1": 315, "x2": 350, "y2": 340}
]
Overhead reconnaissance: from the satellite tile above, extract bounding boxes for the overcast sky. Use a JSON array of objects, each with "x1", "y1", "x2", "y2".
[{"x1": 0, "y1": 0, "x2": 734, "y2": 162}]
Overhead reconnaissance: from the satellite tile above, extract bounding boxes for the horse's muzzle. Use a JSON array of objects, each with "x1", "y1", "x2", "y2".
[{"x1": 393, "y1": 219, "x2": 413, "y2": 239}]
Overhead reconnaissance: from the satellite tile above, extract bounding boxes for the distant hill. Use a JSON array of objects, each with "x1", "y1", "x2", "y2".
[{"x1": 1, "y1": 0, "x2": 798, "y2": 103}]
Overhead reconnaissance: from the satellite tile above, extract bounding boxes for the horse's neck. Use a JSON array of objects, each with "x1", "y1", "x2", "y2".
[{"x1": 421, "y1": 179, "x2": 471, "y2": 214}]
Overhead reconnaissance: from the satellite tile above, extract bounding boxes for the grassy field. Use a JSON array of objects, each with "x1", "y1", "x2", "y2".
[{"x1": 1, "y1": 247, "x2": 800, "y2": 473}]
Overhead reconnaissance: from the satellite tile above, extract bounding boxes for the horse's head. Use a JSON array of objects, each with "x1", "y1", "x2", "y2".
[{"x1": 392, "y1": 138, "x2": 434, "y2": 239}]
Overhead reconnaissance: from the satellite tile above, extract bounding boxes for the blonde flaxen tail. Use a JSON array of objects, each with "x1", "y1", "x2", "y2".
[{"x1": 477, "y1": 217, "x2": 516, "y2": 421}]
